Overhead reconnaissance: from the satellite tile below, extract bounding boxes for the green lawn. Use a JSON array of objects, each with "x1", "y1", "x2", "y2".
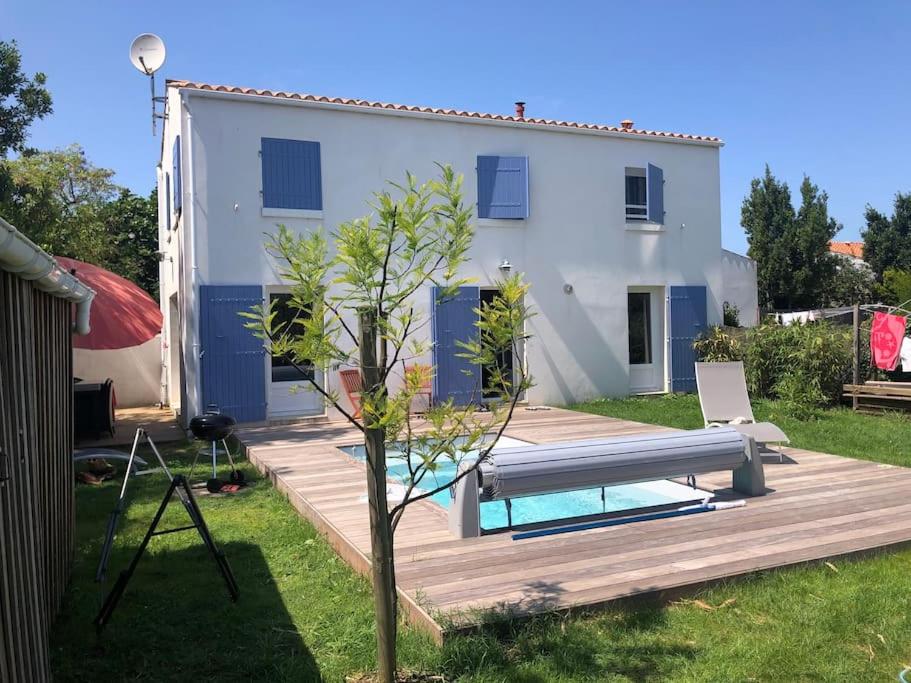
[{"x1": 53, "y1": 403, "x2": 911, "y2": 681}]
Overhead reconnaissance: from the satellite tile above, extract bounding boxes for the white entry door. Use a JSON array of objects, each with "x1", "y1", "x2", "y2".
[
  {"x1": 267, "y1": 291, "x2": 324, "y2": 418},
  {"x1": 628, "y1": 286, "x2": 666, "y2": 393}
]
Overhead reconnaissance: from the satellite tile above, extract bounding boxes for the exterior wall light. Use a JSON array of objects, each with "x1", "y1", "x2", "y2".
[{"x1": 498, "y1": 259, "x2": 512, "y2": 273}]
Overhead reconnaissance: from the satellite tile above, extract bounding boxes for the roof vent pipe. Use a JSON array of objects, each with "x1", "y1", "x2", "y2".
[
  {"x1": 515, "y1": 101, "x2": 525, "y2": 118},
  {"x1": 620, "y1": 119, "x2": 634, "y2": 131}
]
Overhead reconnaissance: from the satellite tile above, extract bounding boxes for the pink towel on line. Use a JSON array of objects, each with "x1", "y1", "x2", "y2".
[{"x1": 871, "y1": 311, "x2": 906, "y2": 371}]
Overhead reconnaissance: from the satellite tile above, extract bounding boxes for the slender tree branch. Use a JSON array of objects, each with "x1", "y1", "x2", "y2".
[
  {"x1": 380, "y1": 307, "x2": 415, "y2": 383},
  {"x1": 325, "y1": 298, "x2": 359, "y2": 348}
]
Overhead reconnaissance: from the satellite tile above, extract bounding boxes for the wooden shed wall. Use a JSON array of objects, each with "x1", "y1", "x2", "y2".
[{"x1": 0, "y1": 270, "x2": 74, "y2": 681}]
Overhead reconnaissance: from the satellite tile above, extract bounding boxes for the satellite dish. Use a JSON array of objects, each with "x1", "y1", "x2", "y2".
[{"x1": 129, "y1": 34, "x2": 166, "y2": 75}]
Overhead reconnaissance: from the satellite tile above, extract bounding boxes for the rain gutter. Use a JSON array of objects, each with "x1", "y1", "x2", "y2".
[{"x1": 0, "y1": 216, "x2": 96, "y2": 334}]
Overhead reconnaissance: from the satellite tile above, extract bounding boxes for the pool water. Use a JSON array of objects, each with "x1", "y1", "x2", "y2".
[{"x1": 341, "y1": 436, "x2": 708, "y2": 531}]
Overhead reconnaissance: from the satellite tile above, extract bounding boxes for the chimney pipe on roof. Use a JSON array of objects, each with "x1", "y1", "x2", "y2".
[
  {"x1": 515, "y1": 101, "x2": 526, "y2": 118},
  {"x1": 620, "y1": 119, "x2": 634, "y2": 131}
]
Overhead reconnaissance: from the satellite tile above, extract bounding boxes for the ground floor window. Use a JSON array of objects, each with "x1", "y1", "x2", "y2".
[
  {"x1": 270, "y1": 292, "x2": 313, "y2": 382},
  {"x1": 628, "y1": 292, "x2": 652, "y2": 365},
  {"x1": 480, "y1": 288, "x2": 517, "y2": 399}
]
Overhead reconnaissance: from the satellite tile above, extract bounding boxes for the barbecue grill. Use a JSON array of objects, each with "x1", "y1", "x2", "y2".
[
  {"x1": 188, "y1": 411, "x2": 243, "y2": 490},
  {"x1": 189, "y1": 413, "x2": 236, "y2": 442}
]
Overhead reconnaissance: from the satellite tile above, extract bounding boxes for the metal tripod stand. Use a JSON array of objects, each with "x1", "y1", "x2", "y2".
[{"x1": 93, "y1": 427, "x2": 239, "y2": 632}]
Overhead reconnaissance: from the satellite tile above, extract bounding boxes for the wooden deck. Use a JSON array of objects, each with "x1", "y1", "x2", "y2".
[
  {"x1": 75, "y1": 405, "x2": 185, "y2": 448},
  {"x1": 238, "y1": 407, "x2": 911, "y2": 642}
]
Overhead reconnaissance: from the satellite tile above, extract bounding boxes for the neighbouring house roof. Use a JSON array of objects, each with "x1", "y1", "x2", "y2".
[
  {"x1": 167, "y1": 80, "x2": 723, "y2": 145},
  {"x1": 829, "y1": 241, "x2": 864, "y2": 259}
]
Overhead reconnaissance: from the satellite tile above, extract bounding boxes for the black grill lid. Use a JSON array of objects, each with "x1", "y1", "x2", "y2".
[{"x1": 189, "y1": 413, "x2": 236, "y2": 441}]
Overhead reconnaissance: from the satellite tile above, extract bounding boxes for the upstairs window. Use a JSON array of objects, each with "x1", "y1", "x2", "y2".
[
  {"x1": 625, "y1": 164, "x2": 665, "y2": 224},
  {"x1": 625, "y1": 167, "x2": 647, "y2": 221},
  {"x1": 172, "y1": 136, "x2": 182, "y2": 214},
  {"x1": 261, "y1": 138, "x2": 323, "y2": 211},
  {"x1": 164, "y1": 173, "x2": 171, "y2": 228},
  {"x1": 477, "y1": 156, "x2": 529, "y2": 219}
]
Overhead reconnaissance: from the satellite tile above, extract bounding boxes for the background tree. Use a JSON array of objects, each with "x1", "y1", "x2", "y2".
[
  {"x1": 862, "y1": 192, "x2": 911, "y2": 280},
  {"x1": 0, "y1": 39, "x2": 52, "y2": 157},
  {"x1": 243, "y1": 166, "x2": 532, "y2": 682},
  {"x1": 742, "y1": 166, "x2": 797, "y2": 309},
  {"x1": 821, "y1": 259, "x2": 876, "y2": 306},
  {"x1": 0, "y1": 144, "x2": 117, "y2": 263},
  {"x1": 0, "y1": 145, "x2": 160, "y2": 297},
  {"x1": 742, "y1": 167, "x2": 839, "y2": 309},
  {"x1": 876, "y1": 268, "x2": 911, "y2": 306},
  {"x1": 0, "y1": 40, "x2": 160, "y2": 296},
  {"x1": 792, "y1": 177, "x2": 840, "y2": 304},
  {"x1": 100, "y1": 187, "x2": 160, "y2": 297}
]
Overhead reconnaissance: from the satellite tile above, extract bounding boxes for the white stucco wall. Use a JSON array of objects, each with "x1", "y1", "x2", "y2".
[
  {"x1": 160, "y1": 87, "x2": 724, "y2": 420},
  {"x1": 721, "y1": 249, "x2": 759, "y2": 327},
  {"x1": 74, "y1": 335, "x2": 162, "y2": 408}
]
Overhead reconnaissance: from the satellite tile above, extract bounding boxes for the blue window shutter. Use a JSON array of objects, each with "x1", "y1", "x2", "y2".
[
  {"x1": 172, "y1": 136, "x2": 182, "y2": 213},
  {"x1": 164, "y1": 174, "x2": 171, "y2": 227},
  {"x1": 432, "y1": 286, "x2": 481, "y2": 406},
  {"x1": 261, "y1": 138, "x2": 323, "y2": 210},
  {"x1": 477, "y1": 156, "x2": 528, "y2": 219},
  {"x1": 647, "y1": 163, "x2": 664, "y2": 223},
  {"x1": 669, "y1": 285, "x2": 707, "y2": 393},
  {"x1": 199, "y1": 285, "x2": 267, "y2": 422}
]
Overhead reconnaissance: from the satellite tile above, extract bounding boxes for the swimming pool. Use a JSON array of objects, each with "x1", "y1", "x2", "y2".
[{"x1": 340, "y1": 435, "x2": 710, "y2": 531}]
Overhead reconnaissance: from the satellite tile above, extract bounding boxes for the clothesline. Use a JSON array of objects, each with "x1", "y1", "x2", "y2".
[
  {"x1": 860, "y1": 300, "x2": 911, "y2": 318},
  {"x1": 770, "y1": 301, "x2": 911, "y2": 326}
]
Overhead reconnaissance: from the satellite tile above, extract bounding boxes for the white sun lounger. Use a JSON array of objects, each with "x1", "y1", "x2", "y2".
[{"x1": 695, "y1": 361, "x2": 790, "y2": 458}]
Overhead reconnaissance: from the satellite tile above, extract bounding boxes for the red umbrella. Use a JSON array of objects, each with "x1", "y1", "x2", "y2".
[{"x1": 56, "y1": 257, "x2": 162, "y2": 350}]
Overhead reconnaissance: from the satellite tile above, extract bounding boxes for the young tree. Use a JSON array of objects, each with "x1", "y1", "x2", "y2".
[
  {"x1": 862, "y1": 192, "x2": 911, "y2": 280},
  {"x1": 243, "y1": 166, "x2": 532, "y2": 682},
  {"x1": 742, "y1": 167, "x2": 839, "y2": 309},
  {"x1": 0, "y1": 39, "x2": 53, "y2": 156}
]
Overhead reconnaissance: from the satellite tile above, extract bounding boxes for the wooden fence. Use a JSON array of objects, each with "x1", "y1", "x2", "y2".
[{"x1": 0, "y1": 270, "x2": 74, "y2": 681}]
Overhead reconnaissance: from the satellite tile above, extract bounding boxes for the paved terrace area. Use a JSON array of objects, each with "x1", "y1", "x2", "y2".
[
  {"x1": 75, "y1": 405, "x2": 185, "y2": 448},
  {"x1": 238, "y1": 407, "x2": 911, "y2": 642}
]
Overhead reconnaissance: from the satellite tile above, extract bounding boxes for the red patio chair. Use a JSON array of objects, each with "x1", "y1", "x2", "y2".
[
  {"x1": 405, "y1": 364, "x2": 433, "y2": 413},
  {"x1": 339, "y1": 369, "x2": 364, "y2": 419}
]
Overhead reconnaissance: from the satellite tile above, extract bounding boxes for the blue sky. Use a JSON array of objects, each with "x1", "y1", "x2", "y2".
[{"x1": 4, "y1": 0, "x2": 909, "y2": 253}]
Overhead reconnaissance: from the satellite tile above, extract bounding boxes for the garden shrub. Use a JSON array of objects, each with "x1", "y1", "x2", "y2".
[
  {"x1": 694, "y1": 325, "x2": 742, "y2": 362},
  {"x1": 773, "y1": 370, "x2": 827, "y2": 420},
  {"x1": 745, "y1": 321, "x2": 852, "y2": 407},
  {"x1": 723, "y1": 301, "x2": 741, "y2": 327},
  {"x1": 697, "y1": 321, "x2": 853, "y2": 412}
]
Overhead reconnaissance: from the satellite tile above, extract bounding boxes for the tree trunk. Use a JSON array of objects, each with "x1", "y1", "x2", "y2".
[{"x1": 359, "y1": 309, "x2": 398, "y2": 683}]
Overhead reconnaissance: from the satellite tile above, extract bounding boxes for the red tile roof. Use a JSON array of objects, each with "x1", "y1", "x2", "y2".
[
  {"x1": 829, "y1": 241, "x2": 864, "y2": 259},
  {"x1": 167, "y1": 80, "x2": 723, "y2": 145}
]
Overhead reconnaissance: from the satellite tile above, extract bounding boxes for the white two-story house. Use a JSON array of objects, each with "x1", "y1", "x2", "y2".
[{"x1": 157, "y1": 79, "x2": 730, "y2": 425}]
